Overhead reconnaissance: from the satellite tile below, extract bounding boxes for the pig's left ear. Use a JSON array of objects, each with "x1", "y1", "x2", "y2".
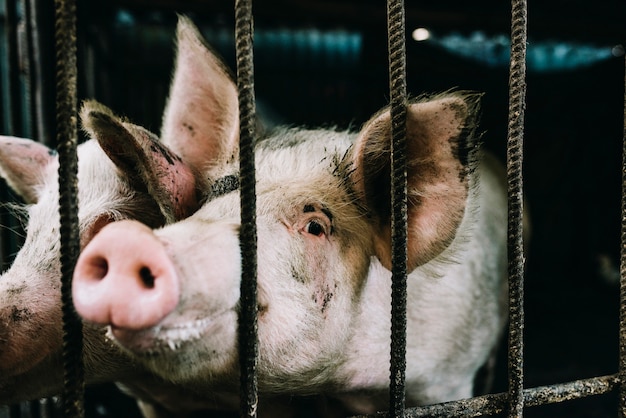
[
  {"x1": 351, "y1": 93, "x2": 480, "y2": 272},
  {"x1": 0, "y1": 135, "x2": 57, "y2": 204},
  {"x1": 159, "y1": 15, "x2": 239, "y2": 173},
  {"x1": 81, "y1": 100, "x2": 199, "y2": 223}
]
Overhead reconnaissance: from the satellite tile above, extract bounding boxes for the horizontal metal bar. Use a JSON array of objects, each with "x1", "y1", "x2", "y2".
[
  {"x1": 523, "y1": 374, "x2": 618, "y2": 407},
  {"x1": 351, "y1": 374, "x2": 619, "y2": 418}
]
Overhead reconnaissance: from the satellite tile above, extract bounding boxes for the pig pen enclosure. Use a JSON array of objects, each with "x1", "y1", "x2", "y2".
[{"x1": 0, "y1": 0, "x2": 625, "y2": 417}]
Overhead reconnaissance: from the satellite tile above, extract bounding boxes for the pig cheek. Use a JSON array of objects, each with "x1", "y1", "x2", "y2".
[
  {"x1": 294, "y1": 239, "x2": 359, "y2": 359},
  {"x1": 167, "y1": 226, "x2": 241, "y2": 320},
  {"x1": 300, "y1": 232, "x2": 362, "y2": 316},
  {"x1": 276, "y1": 229, "x2": 341, "y2": 318},
  {"x1": 0, "y1": 275, "x2": 63, "y2": 376},
  {"x1": 146, "y1": 226, "x2": 241, "y2": 379},
  {"x1": 304, "y1": 244, "x2": 337, "y2": 316},
  {"x1": 304, "y1": 236, "x2": 370, "y2": 336}
]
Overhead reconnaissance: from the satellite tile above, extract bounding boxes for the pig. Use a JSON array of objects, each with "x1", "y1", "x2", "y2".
[
  {"x1": 0, "y1": 108, "x2": 199, "y2": 404},
  {"x1": 0, "y1": 16, "x2": 239, "y2": 410},
  {"x1": 72, "y1": 31, "x2": 509, "y2": 416}
]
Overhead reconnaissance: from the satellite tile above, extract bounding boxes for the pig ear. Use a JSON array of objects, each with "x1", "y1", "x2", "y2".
[
  {"x1": 0, "y1": 135, "x2": 57, "y2": 203},
  {"x1": 351, "y1": 93, "x2": 480, "y2": 271},
  {"x1": 81, "y1": 101, "x2": 199, "y2": 223},
  {"x1": 160, "y1": 15, "x2": 239, "y2": 172}
]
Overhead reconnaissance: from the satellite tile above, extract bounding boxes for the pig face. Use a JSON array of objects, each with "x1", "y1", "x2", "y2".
[
  {"x1": 0, "y1": 110, "x2": 199, "y2": 402},
  {"x1": 0, "y1": 16, "x2": 239, "y2": 404},
  {"x1": 74, "y1": 129, "x2": 374, "y2": 383},
  {"x1": 74, "y1": 89, "x2": 508, "y2": 413}
]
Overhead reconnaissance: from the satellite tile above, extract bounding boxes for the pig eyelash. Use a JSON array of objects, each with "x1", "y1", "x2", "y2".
[
  {"x1": 300, "y1": 212, "x2": 332, "y2": 237},
  {"x1": 300, "y1": 204, "x2": 333, "y2": 237}
]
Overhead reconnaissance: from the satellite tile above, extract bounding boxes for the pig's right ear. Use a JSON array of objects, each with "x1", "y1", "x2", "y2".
[
  {"x1": 81, "y1": 101, "x2": 199, "y2": 224},
  {"x1": 160, "y1": 15, "x2": 239, "y2": 173},
  {"x1": 0, "y1": 136, "x2": 57, "y2": 204},
  {"x1": 351, "y1": 93, "x2": 480, "y2": 272}
]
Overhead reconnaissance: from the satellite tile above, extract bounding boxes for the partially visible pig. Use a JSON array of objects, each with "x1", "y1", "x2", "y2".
[
  {"x1": 0, "y1": 108, "x2": 197, "y2": 404},
  {"x1": 0, "y1": 16, "x2": 239, "y2": 409},
  {"x1": 73, "y1": 34, "x2": 508, "y2": 415}
]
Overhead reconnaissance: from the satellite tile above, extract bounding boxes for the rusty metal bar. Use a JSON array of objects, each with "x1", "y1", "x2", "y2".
[
  {"x1": 54, "y1": 0, "x2": 84, "y2": 416},
  {"x1": 352, "y1": 374, "x2": 619, "y2": 418},
  {"x1": 506, "y1": 0, "x2": 527, "y2": 416},
  {"x1": 386, "y1": 0, "x2": 408, "y2": 416},
  {"x1": 619, "y1": 51, "x2": 626, "y2": 418},
  {"x1": 234, "y1": 0, "x2": 259, "y2": 417}
]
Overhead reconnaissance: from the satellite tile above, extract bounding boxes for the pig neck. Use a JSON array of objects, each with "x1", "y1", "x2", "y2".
[{"x1": 333, "y1": 159, "x2": 508, "y2": 407}]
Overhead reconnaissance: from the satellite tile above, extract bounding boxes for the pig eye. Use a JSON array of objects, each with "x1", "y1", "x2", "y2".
[{"x1": 305, "y1": 220, "x2": 325, "y2": 237}]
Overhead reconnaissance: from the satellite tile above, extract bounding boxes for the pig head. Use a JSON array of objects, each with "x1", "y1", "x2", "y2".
[
  {"x1": 73, "y1": 50, "x2": 508, "y2": 416},
  {"x1": 0, "y1": 16, "x2": 238, "y2": 406}
]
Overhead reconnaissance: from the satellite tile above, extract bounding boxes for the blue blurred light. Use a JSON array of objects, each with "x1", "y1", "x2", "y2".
[{"x1": 421, "y1": 30, "x2": 617, "y2": 72}]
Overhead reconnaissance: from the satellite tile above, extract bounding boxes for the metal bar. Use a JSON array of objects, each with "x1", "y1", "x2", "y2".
[
  {"x1": 618, "y1": 51, "x2": 626, "y2": 418},
  {"x1": 386, "y1": 0, "x2": 408, "y2": 416},
  {"x1": 53, "y1": 0, "x2": 84, "y2": 416},
  {"x1": 17, "y1": 0, "x2": 33, "y2": 140},
  {"x1": 4, "y1": 0, "x2": 21, "y2": 136},
  {"x1": 234, "y1": 0, "x2": 259, "y2": 417},
  {"x1": 23, "y1": 0, "x2": 36, "y2": 141},
  {"x1": 506, "y1": 0, "x2": 527, "y2": 416},
  {"x1": 351, "y1": 374, "x2": 619, "y2": 418},
  {"x1": 26, "y1": 0, "x2": 54, "y2": 146}
]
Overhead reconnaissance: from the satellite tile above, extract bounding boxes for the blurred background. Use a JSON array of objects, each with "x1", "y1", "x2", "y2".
[{"x1": 0, "y1": 0, "x2": 625, "y2": 416}]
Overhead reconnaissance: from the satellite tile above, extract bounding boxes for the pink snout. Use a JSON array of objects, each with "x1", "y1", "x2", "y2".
[{"x1": 72, "y1": 220, "x2": 179, "y2": 331}]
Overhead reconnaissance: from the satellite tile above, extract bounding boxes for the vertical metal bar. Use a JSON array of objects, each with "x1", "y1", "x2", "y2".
[
  {"x1": 26, "y1": 0, "x2": 54, "y2": 146},
  {"x1": 234, "y1": 0, "x2": 259, "y2": 417},
  {"x1": 15, "y1": 0, "x2": 32, "y2": 139},
  {"x1": 54, "y1": 0, "x2": 84, "y2": 416},
  {"x1": 4, "y1": 0, "x2": 21, "y2": 136},
  {"x1": 618, "y1": 53, "x2": 626, "y2": 418},
  {"x1": 22, "y1": 0, "x2": 36, "y2": 141},
  {"x1": 386, "y1": 0, "x2": 408, "y2": 416},
  {"x1": 506, "y1": 0, "x2": 527, "y2": 417}
]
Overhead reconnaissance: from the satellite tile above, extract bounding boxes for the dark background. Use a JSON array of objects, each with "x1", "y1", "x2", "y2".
[{"x1": 1, "y1": 0, "x2": 625, "y2": 417}]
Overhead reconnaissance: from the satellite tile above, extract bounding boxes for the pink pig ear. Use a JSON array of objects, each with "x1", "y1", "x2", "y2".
[
  {"x1": 81, "y1": 101, "x2": 199, "y2": 223},
  {"x1": 351, "y1": 93, "x2": 480, "y2": 272},
  {"x1": 0, "y1": 135, "x2": 58, "y2": 203},
  {"x1": 160, "y1": 15, "x2": 239, "y2": 173}
]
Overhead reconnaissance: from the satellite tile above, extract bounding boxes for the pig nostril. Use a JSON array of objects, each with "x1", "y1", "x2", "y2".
[
  {"x1": 90, "y1": 257, "x2": 108, "y2": 280},
  {"x1": 139, "y1": 266, "x2": 155, "y2": 289}
]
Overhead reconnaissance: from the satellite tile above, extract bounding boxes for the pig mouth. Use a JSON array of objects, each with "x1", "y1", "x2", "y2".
[{"x1": 107, "y1": 309, "x2": 233, "y2": 355}]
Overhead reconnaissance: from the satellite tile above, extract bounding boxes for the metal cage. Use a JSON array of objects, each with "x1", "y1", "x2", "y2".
[{"x1": 0, "y1": 0, "x2": 624, "y2": 417}]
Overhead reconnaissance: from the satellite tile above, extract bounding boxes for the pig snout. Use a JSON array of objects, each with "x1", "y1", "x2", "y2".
[{"x1": 72, "y1": 220, "x2": 179, "y2": 331}]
